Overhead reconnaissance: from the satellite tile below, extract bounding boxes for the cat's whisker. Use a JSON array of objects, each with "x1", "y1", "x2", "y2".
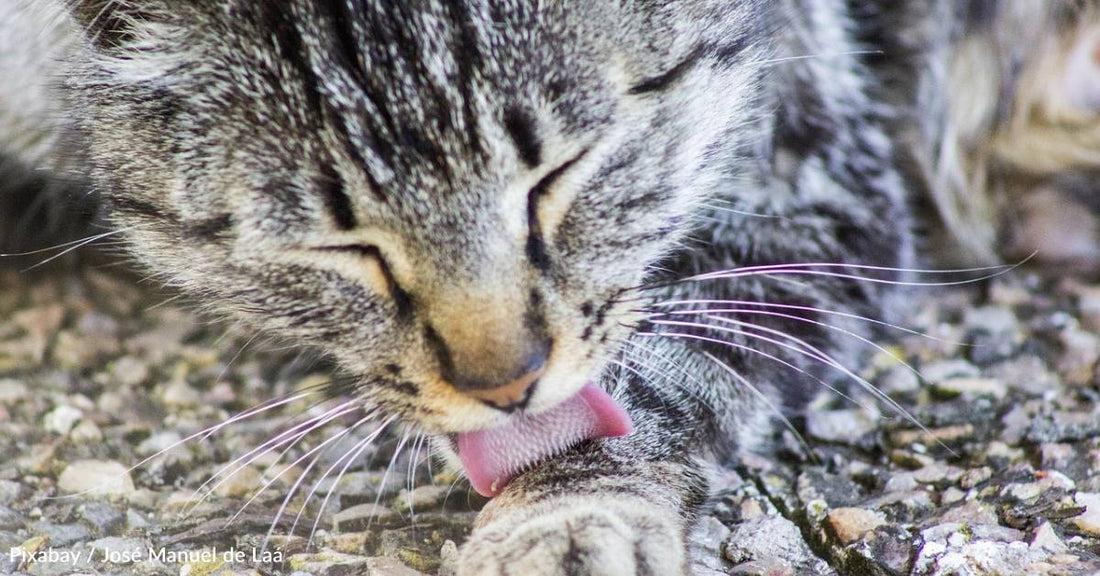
[
  {"x1": 143, "y1": 293, "x2": 186, "y2": 312},
  {"x1": 605, "y1": 340, "x2": 720, "y2": 417},
  {"x1": 403, "y1": 432, "x2": 428, "y2": 522},
  {"x1": 368, "y1": 431, "x2": 410, "y2": 530},
  {"x1": 0, "y1": 224, "x2": 139, "y2": 257},
  {"x1": 756, "y1": 49, "x2": 886, "y2": 68},
  {"x1": 641, "y1": 299, "x2": 972, "y2": 346},
  {"x1": 229, "y1": 409, "x2": 372, "y2": 526},
  {"x1": 645, "y1": 307, "x2": 929, "y2": 384},
  {"x1": 699, "y1": 203, "x2": 787, "y2": 220},
  {"x1": 439, "y1": 457, "x2": 470, "y2": 512},
  {"x1": 7, "y1": 225, "x2": 143, "y2": 272},
  {"x1": 259, "y1": 412, "x2": 378, "y2": 550},
  {"x1": 188, "y1": 400, "x2": 359, "y2": 513},
  {"x1": 679, "y1": 256, "x2": 1032, "y2": 283},
  {"x1": 248, "y1": 404, "x2": 365, "y2": 490},
  {"x1": 649, "y1": 318, "x2": 884, "y2": 410},
  {"x1": 199, "y1": 382, "x2": 334, "y2": 444},
  {"x1": 686, "y1": 268, "x2": 1009, "y2": 288},
  {"x1": 698, "y1": 350, "x2": 816, "y2": 461},
  {"x1": 649, "y1": 318, "x2": 952, "y2": 455},
  {"x1": 302, "y1": 417, "x2": 396, "y2": 549},
  {"x1": 640, "y1": 328, "x2": 868, "y2": 412}
]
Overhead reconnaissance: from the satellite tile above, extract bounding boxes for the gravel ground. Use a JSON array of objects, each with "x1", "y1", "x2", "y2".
[{"x1": 1, "y1": 259, "x2": 1099, "y2": 576}]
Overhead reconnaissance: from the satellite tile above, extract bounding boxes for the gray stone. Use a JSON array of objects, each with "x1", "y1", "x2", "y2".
[
  {"x1": 437, "y1": 540, "x2": 459, "y2": 576},
  {"x1": 0, "y1": 480, "x2": 26, "y2": 505},
  {"x1": 843, "y1": 525, "x2": 914, "y2": 576},
  {"x1": 394, "y1": 485, "x2": 449, "y2": 513},
  {"x1": 333, "y1": 504, "x2": 395, "y2": 532},
  {"x1": 110, "y1": 355, "x2": 151, "y2": 387},
  {"x1": 724, "y1": 516, "x2": 836, "y2": 576},
  {"x1": 1025, "y1": 411, "x2": 1100, "y2": 444},
  {"x1": 691, "y1": 517, "x2": 732, "y2": 573},
  {"x1": 287, "y1": 552, "x2": 427, "y2": 576},
  {"x1": 921, "y1": 522, "x2": 1023, "y2": 545},
  {"x1": 87, "y1": 537, "x2": 147, "y2": 564},
  {"x1": 806, "y1": 408, "x2": 879, "y2": 444},
  {"x1": 161, "y1": 380, "x2": 201, "y2": 408},
  {"x1": 69, "y1": 420, "x2": 103, "y2": 443},
  {"x1": 0, "y1": 505, "x2": 22, "y2": 531},
  {"x1": 958, "y1": 467, "x2": 993, "y2": 489},
  {"x1": 878, "y1": 365, "x2": 920, "y2": 395},
  {"x1": 933, "y1": 501, "x2": 999, "y2": 526},
  {"x1": 78, "y1": 502, "x2": 125, "y2": 536},
  {"x1": 126, "y1": 510, "x2": 150, "y2": 532},
  {"x1": 34, "y1": 523, "x2": 92, "y2": 547},
  {"x1": 1030, "y1": 522, "x2": 1068, "y2": 554},
  {"x1": 988, "y1": 356, "x2": 1060, "y2": 396},
  {"x1": 884, "y1": 472, "x2": 920, "y2": 493}
]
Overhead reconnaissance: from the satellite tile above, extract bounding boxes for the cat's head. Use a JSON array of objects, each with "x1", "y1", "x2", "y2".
[{"x1": 65, "y1": 0, "x2": 764, "y2": 434}]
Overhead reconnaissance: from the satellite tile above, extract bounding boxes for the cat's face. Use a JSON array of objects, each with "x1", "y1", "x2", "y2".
[{"x1": 70, "y1": 0, "x2": 763, "y2": 433}]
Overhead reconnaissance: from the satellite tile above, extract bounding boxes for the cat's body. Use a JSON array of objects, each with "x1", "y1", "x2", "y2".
[{"x1": 2, "y1": 1, "x2": 1098, "y2": 575}]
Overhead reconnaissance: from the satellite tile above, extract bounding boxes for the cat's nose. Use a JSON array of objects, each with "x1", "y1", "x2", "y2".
[
  {"x1": 463, "y1": 356, "x2": 547, "y2": 413},
  {"x1": 437, "y1": 336, "x2": 551, "y2": 413}
]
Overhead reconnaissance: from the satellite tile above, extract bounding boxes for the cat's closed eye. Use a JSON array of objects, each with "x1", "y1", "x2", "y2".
[
  {"x1": 526, "y1": 149, "x2": 590, "y2": 271},
  {"x1": 312, "y1": 244, "x2": 411, "y2": 314}
]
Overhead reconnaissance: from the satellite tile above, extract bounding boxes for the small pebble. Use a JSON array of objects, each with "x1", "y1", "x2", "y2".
[
  {"x1": 825, "y1": 507, "x2": 884, "y2": 545},
  {"x1": 933, "y1": 377, "x2": 1007, "y2": 400},
  {"x1": 70, "y1": 419, "x2": 103, "y2": 443},
  {"x1": 0, "y1": 379, "x2": 28, "y2": 405},
  {"x1": 43, "y1": 405, "x2": 83, "y2": 435},
  {"x1": 57, "y1": 460, "x2": 135, "y2": 496},
  {"x1": 1031, "y1": 522, "x2": 1069, "y2": 554},
  {"x1": 1071, "y1": 493, "x2": 1100, "y2": 536}
]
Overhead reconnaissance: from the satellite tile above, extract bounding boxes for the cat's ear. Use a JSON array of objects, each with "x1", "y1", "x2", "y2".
[{"x1": 66, "y1": 0, "x2": 156, "y2": 48}]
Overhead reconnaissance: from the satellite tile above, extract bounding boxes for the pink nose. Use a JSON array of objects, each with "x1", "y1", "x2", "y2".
[{"x1": 463, "y1": 367, "x2": 544, "y2": 413}]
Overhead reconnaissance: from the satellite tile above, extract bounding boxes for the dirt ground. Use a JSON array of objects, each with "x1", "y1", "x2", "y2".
[{"x1": 1, "y1": 256, "x2": 1099, "y2": 575}]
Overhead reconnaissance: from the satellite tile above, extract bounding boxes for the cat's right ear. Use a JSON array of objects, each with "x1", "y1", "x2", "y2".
[{"x1": 66, "y1": 0, "x2": 154, "y2": 49}]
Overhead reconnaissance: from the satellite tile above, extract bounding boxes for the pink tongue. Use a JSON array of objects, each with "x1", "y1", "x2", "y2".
[{"x1": 457, "y1": 383, "x2": 633, "y2": 497}]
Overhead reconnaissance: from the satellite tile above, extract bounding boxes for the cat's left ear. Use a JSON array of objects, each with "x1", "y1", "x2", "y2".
[{"x1": 67, "y1": 0, "x2": 157, "y2": 49}]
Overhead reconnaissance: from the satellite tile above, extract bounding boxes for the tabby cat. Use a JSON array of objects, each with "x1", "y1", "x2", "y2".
[{"x1": 2, "y1": 1, "x2": 1098, "y2": 574}]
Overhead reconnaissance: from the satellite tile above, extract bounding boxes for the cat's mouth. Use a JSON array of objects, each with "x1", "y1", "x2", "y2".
[{"x1": 455, "y1": 383, "x2": 633, "y2": 497}]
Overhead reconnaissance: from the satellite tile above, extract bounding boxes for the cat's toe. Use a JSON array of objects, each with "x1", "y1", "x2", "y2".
[{"x1": 457, "y1": 500, "x2": 684, "y2": 576}]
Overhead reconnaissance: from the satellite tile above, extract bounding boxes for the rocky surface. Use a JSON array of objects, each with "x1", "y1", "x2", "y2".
[{"x1": 1, "y1": 261, "x2": 1099, "y2": 575}]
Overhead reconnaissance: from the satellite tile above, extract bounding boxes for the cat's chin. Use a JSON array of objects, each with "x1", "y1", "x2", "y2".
[{"x1": 455, "y1": 383, "x2": 633, "y2": 497}]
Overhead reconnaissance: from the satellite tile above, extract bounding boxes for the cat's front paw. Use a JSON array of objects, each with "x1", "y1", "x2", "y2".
[{"x1": 457, "y1": 496, "x2": 685, "y2": 576}]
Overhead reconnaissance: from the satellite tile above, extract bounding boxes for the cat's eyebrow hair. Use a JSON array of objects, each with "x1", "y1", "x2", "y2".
[
  {"x1": 504, "y1": 107, "x2": 542, "y2": 168},
  {"x1": 628, "y1": 46, "x2": 706, "y2": 95}
]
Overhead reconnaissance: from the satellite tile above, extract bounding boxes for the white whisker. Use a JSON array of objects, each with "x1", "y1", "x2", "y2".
[
  {"x1": 259, "y1": 412, "x2": 377, "y2": 550},
  {"x1": 301, "y1": 417, "x2": 396, "y2": 548}
]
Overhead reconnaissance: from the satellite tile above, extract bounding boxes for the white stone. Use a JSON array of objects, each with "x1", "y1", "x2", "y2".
[
  {"x1": 57, "y1": 460, "x2": 135, "y2": 496},
  {"x1": 44, "y1": 405, "x2": 83, "y2": 435}
]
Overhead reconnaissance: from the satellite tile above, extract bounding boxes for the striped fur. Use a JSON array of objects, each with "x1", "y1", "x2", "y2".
[{"x1": 1, "y1": 1, "x2": 1097, "y2": 574}]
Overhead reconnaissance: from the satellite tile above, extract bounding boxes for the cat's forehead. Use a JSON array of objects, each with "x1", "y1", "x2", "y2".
[{"x1": 283, "y1": 2, "x2": 620, "y2": 217}]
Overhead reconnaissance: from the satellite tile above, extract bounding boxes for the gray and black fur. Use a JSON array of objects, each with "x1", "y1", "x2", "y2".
[{"x1": 0, "y1": 1, "x2": 1089, "y2": 574}]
